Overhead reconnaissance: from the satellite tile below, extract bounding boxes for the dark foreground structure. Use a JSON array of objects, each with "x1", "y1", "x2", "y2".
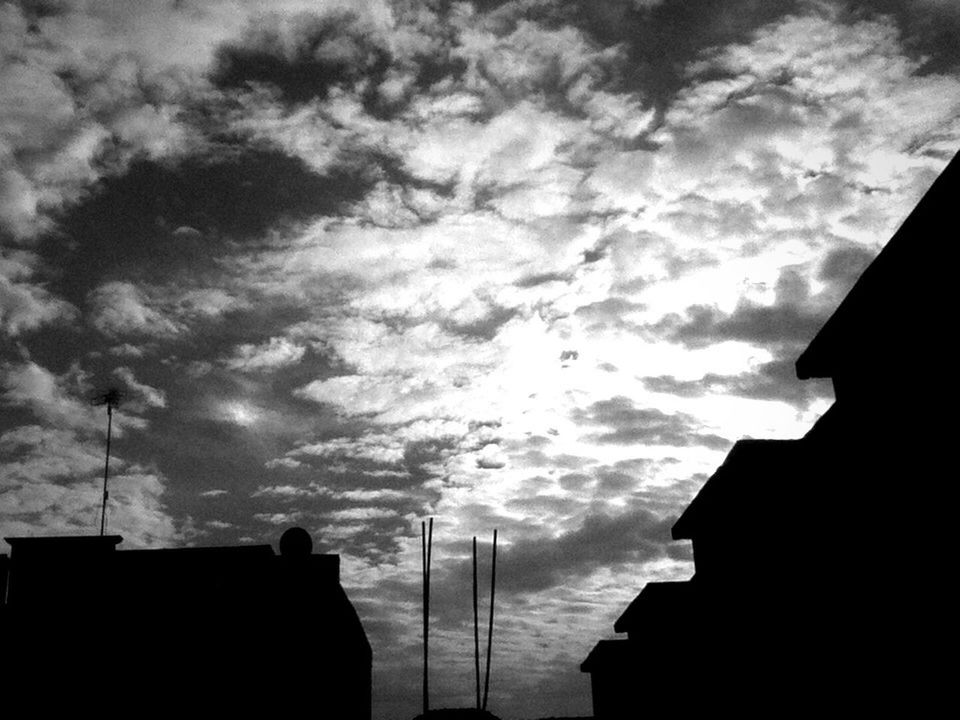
[
  {"x1": 582, "y1": 151, "x2": 958, "y2": 716},
  {"x1": 1, "y1": 527, "x2": 371, "y2": 718},
  {"x1": 411, "y1": 710, "x2": 501, "y2": 719}
]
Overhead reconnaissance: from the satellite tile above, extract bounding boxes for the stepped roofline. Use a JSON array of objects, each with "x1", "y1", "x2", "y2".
[
  {"x1": 614, "y1": 581, "x2": 694, "y2": 634},
  {"x1": 672, "y1": 439, "x2": 801, "y2": 540},
  {"x1": 580, "y1": 639, "x2": 634, "y2": 673},
  {"x1": 796, "y1": 151, "x2": 960, "y2": 380}
]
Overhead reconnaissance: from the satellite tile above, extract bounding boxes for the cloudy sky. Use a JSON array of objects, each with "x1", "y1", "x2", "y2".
[{"x1": 2, "y1": 0, "x2": 959, "y2": 716}]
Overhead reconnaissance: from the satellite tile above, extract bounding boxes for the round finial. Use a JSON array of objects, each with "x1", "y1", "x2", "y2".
[{"x1": 279, "y1": 526, "x2": 313, "y2": 557}]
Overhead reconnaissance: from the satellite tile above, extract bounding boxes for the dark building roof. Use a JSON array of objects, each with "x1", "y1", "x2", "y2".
[
  {"x1": 2, "y1": 532, "x2": 339, "y2": 609},
  {"x1": 580, "y1": 639, "x2": 635, "y2": 673},
  {"x1": 1, "y1": 529, "x2": 371, "y2": 718},
  {"x1": 671, "y1": 439, "x2": 802, "y2": 540},
  {"x1": 796, "y1": 151, "x2": 960, "y2": 381},
  {"x1": 5, "y1": 534, "x2": 123, "y2": 551},
  {"x1": 614, "y1": 581, "x2": 695, "y2": 634}
]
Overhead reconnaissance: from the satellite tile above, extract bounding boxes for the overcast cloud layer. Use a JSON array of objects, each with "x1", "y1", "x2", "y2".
[{"x1": 2, "y1": 1, "x2": 959, "y2": 717}]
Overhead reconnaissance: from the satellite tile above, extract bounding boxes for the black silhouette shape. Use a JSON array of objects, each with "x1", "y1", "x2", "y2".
[
  {"x1": 581, "y1": 150, "x2": 960, "y2": 716},
  {"x1": 411, "y1": 710, "x2": 501, "y2": 719},
  {"x1": 90, "y1": 387, "x2": 124, "y2": 536},
  {"x1": 417, "y1": 525, "x2": 501, "y2": 720},
  {"x1": 422, "y1": 518, "x2": 434, "y2": 716},
  {"x1": 279, "y1": 525, "x2": 313, "y2": 557},
  {"x1": 0, "y1": 527, "x2": 371, "y2": 718},
  {"x1": 482, "y1": 529, "x2": 497, "y2": 712}
]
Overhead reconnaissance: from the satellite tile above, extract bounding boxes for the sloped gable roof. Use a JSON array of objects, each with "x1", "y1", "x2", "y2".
[{"x1": 796, "y1": 151, "x2": 960, "y2": 380}]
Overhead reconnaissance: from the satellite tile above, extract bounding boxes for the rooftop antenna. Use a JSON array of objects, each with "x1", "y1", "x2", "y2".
[
  {"x1": 421, "y1": 517, "x2": 434, "y2": 716},
  {"x1": 482, "y1": 528, "x2": 498, "y2": 712},
  {"x1": 90, "y1": 388, "x2": 123, "y2": 536}
]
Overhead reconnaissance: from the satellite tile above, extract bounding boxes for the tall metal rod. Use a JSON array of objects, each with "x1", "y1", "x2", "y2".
[
  {"x1": 421, "y1": 520, "x2": 428, "y2": 716},
  {"x1": 482, "y1": 528, "x2": 498, "y2": 711},
  {"x1": 99, "y1": 404, "x2": 114, "y2": 536},
  {"x1": 422, "y1": 518, "x2": 434, "y2": 716},
  {"x1": 473, "y1": 536, "x2": 481, "y2": 710}
]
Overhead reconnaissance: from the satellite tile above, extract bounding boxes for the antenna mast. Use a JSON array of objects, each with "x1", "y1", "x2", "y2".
[
  {"x1": 473, "y1": 536, "x2": 481, "y2": 710},
  {"x1": 422, "y1": 517, "x2": 433, "y2": 716},
  {"x1": 482, "y1": 528, "x2": 498, "y2": 712},
  {"x1": 91, "y1": 388, "x2": 123, "y2": 536}
]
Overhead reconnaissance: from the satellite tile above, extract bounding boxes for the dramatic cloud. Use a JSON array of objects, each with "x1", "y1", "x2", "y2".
[
  {"x1": 664, "y1": 267, "x2": 830, "y2": 350},
  {"x1": 89, "y1": 281, "x2": 184, "y2": 339},
  {"x1": 1, "y1": 250, "x2": 77, "y2": 335},
  {"x1": 0, "y1": 430, "x2": 182, "y2": 547},
  {"x1": 225, "y1": 336, "x2": 306, "y2": 372},
  {"x1": 210, "y1": 9, "x2": 394, "y2": 108},
  {"x1": 0, "y1": 2, "x2": 197, "y2": 241},
  {"x1": 2, "y1": 360, "x2": 100, "y2": 431},
  {"x1": 2, "y1": 2, "x2": 959, "y2": 718},
  {"x1": 488, "y1": 507, "x2": 685, "y2": 593},
  {"x1": 574, "y1": 396, "x2": 731, "y2": 449}
]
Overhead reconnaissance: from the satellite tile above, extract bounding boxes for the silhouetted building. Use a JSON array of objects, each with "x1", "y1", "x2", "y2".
[
  {"x1": 581, "y1": 150, "x2": 960, "y2": 716},
  {"x1": 0, "y1": 528, "x2": 372, "y2": 718},
  {"x1": 580, "y1": 640, "x2": 636, "y2": 717}
]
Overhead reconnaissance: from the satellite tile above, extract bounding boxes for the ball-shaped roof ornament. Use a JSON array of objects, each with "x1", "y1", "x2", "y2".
[{"x1": 279, "y1": 526, "x2": 313, "y2": 558}]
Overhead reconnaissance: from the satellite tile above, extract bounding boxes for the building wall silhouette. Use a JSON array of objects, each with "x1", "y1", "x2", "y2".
[
  {"x1": 580, "y1": 151, "x2": 959, "y2": 717},
  {"x1": 1, "y1": 528, "x2": 372, "y2": 718}
]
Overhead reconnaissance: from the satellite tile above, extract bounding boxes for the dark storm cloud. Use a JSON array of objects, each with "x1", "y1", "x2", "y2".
[
  {"x1": 445, "y1": 507, "x2": 683, "y2": 595},
  {"x1": 159, "y1": 428, "x2": 425, "y2": 556},
  {"x1": 210, "y1": 11, "x2": 392, "y2": 107},
  {"x1": 818, "y1": 243, "x2": 876, "y2": 296},
  {"x1": 403, "y1": 435, "x2": 461, "y2": 480},
  {"x1": 208, "y1": 5, "x2": 469, "y2": 122},
  {"x1": 282, "y1": 421, "x2": 506, "y2": 522},
  {"x1": 663, "y1": 267, "x2": 829, "y2": 349},
  {"x1": 169, "y1": 303, "x2": 319, "y2": 376},
  {"x1": 12, "y1": 132, "x2": 382, "y2": 371},
  {"x1": 286, "y1": 444, "x2": 411, "y2": 484},
  {"x1": 835, "y1": 0, "x2": 960, "y2": 74},
  {"x1": 74, "y1": 351, "x2": 361, "y2": 545},
  {"x1": 40, "y1": 144, "x2": 375, "y2": 307},
  {"x1": 531, "y1": 0, "x2": 806, "y2": 111},
  {"x1": 643, "y1": 352, "x2": 833, "y2": 408},
  {"x1": 265, "y1": 431, "x2": 462, "y2": 545},
  {"x1": 715, "y1": 354, "x2": 831, "y2": 405},
  {"x1": 465, "y1": 0, "x2": 960, "y2": 121},
  {"x1": 665, "y1": 300, "x2": 825, "y2": 348},
  {"x1": 8, "y1": 297, "x2": 340, "y2": 510},
  {"x1": 574, "y1": 396, "x2": 730, "y2": 449}
]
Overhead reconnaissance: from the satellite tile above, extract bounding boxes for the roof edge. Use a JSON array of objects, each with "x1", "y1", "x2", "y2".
[{"x1": 796, "y1": 150, "x2": 960, "y2": 379}]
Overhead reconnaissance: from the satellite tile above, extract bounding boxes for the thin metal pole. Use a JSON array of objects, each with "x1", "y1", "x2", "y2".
[
  {"x1": 473, "y1": 536, "x2": 481, "y2": 710},
  {"x1": 422, "y1": 520, "x2": 428, "y2": 716},
  {"x1": 427, "y1": 518, "x2": 434, "y2": 711},
  {"x1": 482, "y1": 528, "x2": 498, "y2": 711},
  {"x1": 99, "y1": 404, "x2": 113, "y2": 536}
]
